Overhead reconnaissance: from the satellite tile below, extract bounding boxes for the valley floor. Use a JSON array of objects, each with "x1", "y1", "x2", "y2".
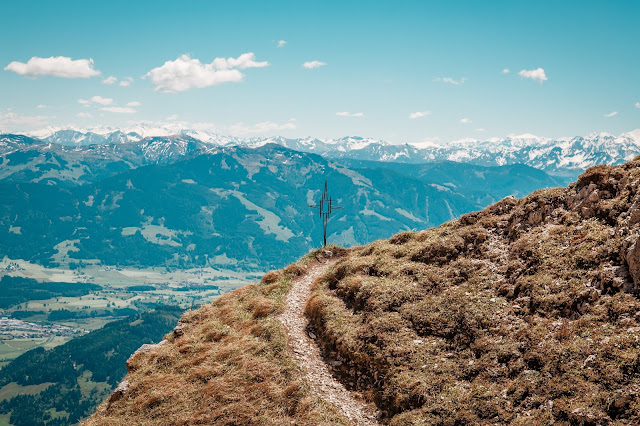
[{"x1": 0, "y1": 257, "x2": 257, "y2": 364}]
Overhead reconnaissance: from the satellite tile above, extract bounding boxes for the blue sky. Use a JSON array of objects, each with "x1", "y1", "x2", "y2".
[{"x1": 1, "y1": 0, "x2": 638, "y2": 143}]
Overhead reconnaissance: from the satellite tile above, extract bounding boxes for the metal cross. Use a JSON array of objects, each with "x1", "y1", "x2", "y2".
[{"x1": 309, "y1": 180, "x2": 343, "y2": 247}]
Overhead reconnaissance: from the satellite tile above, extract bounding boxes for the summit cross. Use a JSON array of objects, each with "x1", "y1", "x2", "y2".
[{"x1": 309, "y1": 181, "x2": 343, "y2": 247}]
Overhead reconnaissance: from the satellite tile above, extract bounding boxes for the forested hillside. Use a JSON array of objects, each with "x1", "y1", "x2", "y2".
[
  {"x1": 0, "y1": 142, "x2": 563, "y2": 271},
  {"x1": 0, "y1": 306, "x2": 182, "y2": 425}
]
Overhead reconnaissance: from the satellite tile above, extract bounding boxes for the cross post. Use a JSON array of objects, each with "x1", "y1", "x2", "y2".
[{"x1": 309, "y1": 181, "x2": 343, "y2": 247}]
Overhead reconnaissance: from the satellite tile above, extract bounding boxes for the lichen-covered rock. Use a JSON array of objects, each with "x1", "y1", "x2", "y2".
[
  {"x1": 172, "y1": 322, "x2": 185, "y2": 338},
  {"x1": 623, "y1": 236, "x2": 640, "y2": 292},
  {"x1": 628, "y1": 203, "x2": 640, "y2": 223},
  {"x1": 568, "y1": 407, "x2": 608, "y2": 424},
  {"x1": 107, "y1": 380, "x2": 130, "y2": 407}
]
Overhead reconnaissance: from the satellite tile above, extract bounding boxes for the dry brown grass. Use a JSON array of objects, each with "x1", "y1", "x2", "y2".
[
  {"x1": 85, "y1": 247, "x2": 351, "y2": 426},
  {"x1": 306, "y1": 160, "x2": 640, "y2": 424},
  {"x1": 87, "y1": 159, "x2": 640, "y2": 425}
]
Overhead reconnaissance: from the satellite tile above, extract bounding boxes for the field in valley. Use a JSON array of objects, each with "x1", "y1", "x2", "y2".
[{"x1": 0, "y1": 256, "x2": 260, "y2": 365}]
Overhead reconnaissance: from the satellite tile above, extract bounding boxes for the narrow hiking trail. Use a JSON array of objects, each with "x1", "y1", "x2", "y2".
[{"x1": 278, "y1": 260, "x2": 380, "y2": 426}]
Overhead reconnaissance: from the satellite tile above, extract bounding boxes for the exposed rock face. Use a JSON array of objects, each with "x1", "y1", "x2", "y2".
[
  {"x1": 171, "y1": 321, "x2": 185, "y2": 338},
  {"x1": 106, "y1": 380, "x2": 130, "y2": 408},
  {"x1": 624, "y1": 238, "x2": 640, "y2": 290},
  {"x1": 126, "y1": 340, "x2": 167, "y2": 372}
]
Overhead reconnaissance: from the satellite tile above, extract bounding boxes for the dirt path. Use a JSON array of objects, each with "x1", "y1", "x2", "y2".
[{"x1": 279, "y1": 260, "x2": 380, "y2": 426}]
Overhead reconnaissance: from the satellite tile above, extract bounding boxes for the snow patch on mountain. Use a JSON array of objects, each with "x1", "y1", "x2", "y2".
[{"x1": 8, "y1": 126, "x2": 640, "y2": 176}]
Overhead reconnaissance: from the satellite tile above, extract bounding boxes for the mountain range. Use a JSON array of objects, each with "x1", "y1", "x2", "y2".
[
  {"x1": 0, "y1": 140, "x2": 563, "y2": 271},
  {"x1": 1, "y1": 126, "x2": 636, "y2": 271},
  {"x1": 10, "y1": 125, "x2": 640, "y2": 177},
  {"x1": 3, "y1": 126, "x2": 639, "y2": 423}
]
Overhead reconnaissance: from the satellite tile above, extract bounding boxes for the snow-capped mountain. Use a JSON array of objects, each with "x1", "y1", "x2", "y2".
[
  {"x1": 406, "y1": 131, "x2": 640, "y2": 175},
  {"x1": 7, "y1": 126, "x2": 640, "y2": 176},
  {"x1": 320, "y1": 131, "x2": 640, "y2": 175}
]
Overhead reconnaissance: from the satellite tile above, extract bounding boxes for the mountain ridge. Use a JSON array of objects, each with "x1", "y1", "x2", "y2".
[
  {"x1": 4, "y1": 126, "x2": 639, "y2": 177},
  {"x1": 87, "y1": 156, "x2": 640, "y2": 425},
  {"x1": 1, "y1": 138, "x2": 566, "y2": 271}
]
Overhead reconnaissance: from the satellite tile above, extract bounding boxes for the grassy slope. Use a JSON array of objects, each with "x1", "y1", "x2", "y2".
[
  {"x1": 88, "y1": 159, "x2": 640, "y2": 425},
  {"x1": 306, "y1": 161, "x2": 640, "y2": 424},
  {"x1": 85, "y1": 249, "x2": 350, "y2": 425}
]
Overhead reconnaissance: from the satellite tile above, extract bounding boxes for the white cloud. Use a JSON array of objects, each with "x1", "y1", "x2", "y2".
[
  {"x1": 5, "y1": 56, "x2": 100, "y2": 78},
  {"x1": 475, "y1": 128, "x2": 486, "y2": 132},
  {"x1": 166, "y1": 114, "x2": 178, "y2": 121},
  {"x1": 635, "y1": 102, "x2": 640, "y2": 109},
  {"x1": 145, "y1": 53, "x2": 269, "y2": 92},
  {"x1": 36, "y1": 104, "x2": 48, "y2": 109},
  {"x1": 502, "y1": 69, "x2": 510, "y2": 74},
  {"x1": 77, "y1": 112, "x2": 93, "y2": 118},
  {"x1": 604, "y1": 111, "x2": 618, "y2": 118},
  {"x1": 215, "y1": 53, "x2": 270, "y2": 70},
  {"x1": 277, "y1": 40, "x2": 287, "y2": 48},
  {"x1": 102, "y1": 76, "x2": 133, "y2": 86},
  {"x1": 460, "y1": 118, "x2": 472, "y2": 124},
  {"x1": 101, "y1": 106, "x2": 136, "y2": 114},
  {"x1": 518, "y1": 68, "x2": 547, "y2": 83},
  {"x1": 90, "y1": 95, "x2": 113, "y2": 106},
  {"x1": 435, "y1": 77, "x2": 466, "y2": 85},
  {"x1": 78, "y1": 97, "x2": 138, "y2": 115},
  {"x1": 336, "y1": 112, "x2": 364, "y2": 117},
  {"x1": 228, "y1": 119, "x2": 296, "y2": 135},
  {"x1": 0, "y1": 110, "x2": 50, "y2": 131},
  {"x1": 409, "y1": 111, "x2": 431, "y2": 119},
  {"x1": 78, "y1": 96, "x2": 114, "y2": 107},
  {"x1": 303, "y1": 60, "x2": 327, "y2": 69}
]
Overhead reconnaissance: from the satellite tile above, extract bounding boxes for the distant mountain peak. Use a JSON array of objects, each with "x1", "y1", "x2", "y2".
[{"x1": 5, "y1": 126, "x2": 640, "y2": 176}]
